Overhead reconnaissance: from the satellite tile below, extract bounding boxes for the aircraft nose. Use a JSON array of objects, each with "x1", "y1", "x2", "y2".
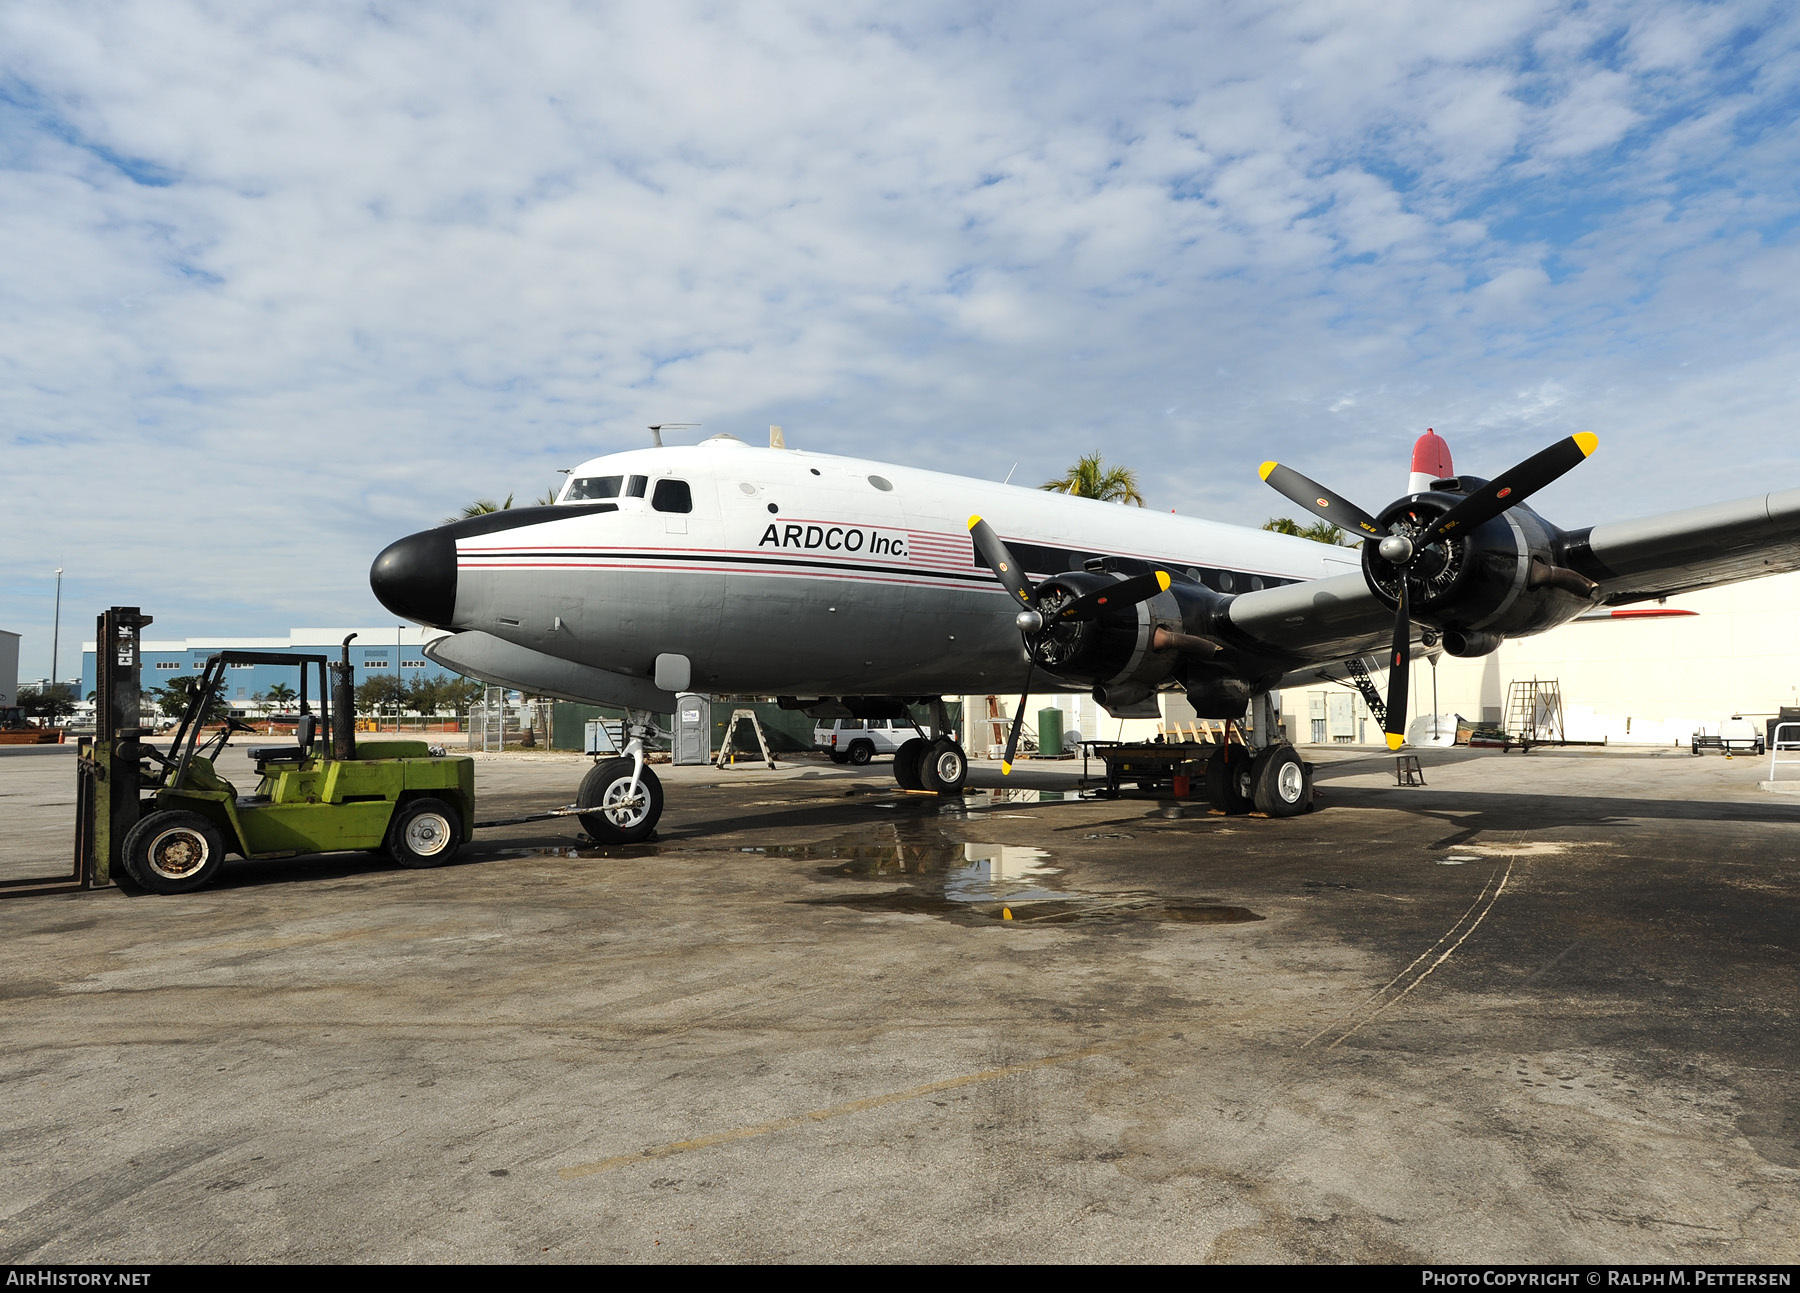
[{"x1": 370, "y1": 527, "x2": 458, "y2": 629}]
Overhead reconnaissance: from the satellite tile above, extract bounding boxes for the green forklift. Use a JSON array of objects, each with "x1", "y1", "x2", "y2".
[{"x1": 124, "y1": 636, "x2": 475, "y2": 894}]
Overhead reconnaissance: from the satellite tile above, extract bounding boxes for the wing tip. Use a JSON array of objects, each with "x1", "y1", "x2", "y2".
[{"x1": 1573, "y1": 432, "x2": 1598, "y2": 457}]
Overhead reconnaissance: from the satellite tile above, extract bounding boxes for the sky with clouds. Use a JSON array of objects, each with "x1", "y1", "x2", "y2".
[{"x1": 4, "y1": 0, "x2": 1800, "y2": 677}]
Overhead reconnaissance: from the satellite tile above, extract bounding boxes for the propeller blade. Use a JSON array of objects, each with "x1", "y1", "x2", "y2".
[
  {"x1": 1258, "y1": 462, "x2": 1385, "y2": 540},
  {"x1": 969, "y1": 516, "x2": 1037, "y2": 609},
  {"x1": 1054, "y1": 569, "x2": 1172, "y2": 621},
  {"x1": 1384, "y1": 578, "x2": 1410, "y2": 751},
  {"x1": 1416, "y1": 433, "x2": 1597, "y2": 548},
  {"x1": 1001, "y1": 658, "x2": 1035, "y2": 776}
]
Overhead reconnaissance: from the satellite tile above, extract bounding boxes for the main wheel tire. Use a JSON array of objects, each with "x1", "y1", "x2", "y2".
[
  {"x1": 893, "y1": 738, "x2": 928, "y2": 790},
  {"x1": 122, "y1": 810, "x2": 227, "y2": 894},
  {"x1": 917, "y1": 739, "x2": 968, "y2": 794},
  {"x1": 1205, "y1": 744, "x2": 1254, "y2": 814},
  {"x1": 1252, "y1": 745, "x2": 1310, "y2": 817},
  {"x1": 846, "y1": 740, "x2": 874, "y2": 766},
  {"x1": 387, "y1": 797, "x2": 464, "y2": 868},
  {"x1": 576, "y1": 758, "x2": 664, "y2": 845}
]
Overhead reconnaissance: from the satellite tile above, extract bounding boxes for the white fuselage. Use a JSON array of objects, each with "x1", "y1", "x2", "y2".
[{"x1": 441, "y1": 436, "x2": 1356, "y2": 700}]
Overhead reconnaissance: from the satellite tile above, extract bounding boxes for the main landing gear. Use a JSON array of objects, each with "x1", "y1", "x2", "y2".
[
  {"x1": 894, "y1": 736, "x2": 969, "y2": 794},
  {"x1": 892, "y1": 698, "x2": 968, "y2": 794},
  {"x1": 1203, "y1": 739, "x2": 1310, "y2": 817}
]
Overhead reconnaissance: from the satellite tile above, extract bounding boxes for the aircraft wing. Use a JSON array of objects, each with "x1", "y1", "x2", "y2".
[
  {"x1": 1219, "y1": 485, "x2": 1800, "y2": 672},
  {"x1": 1560, "y1": 487, "x2": 1800, "y2": 603},
  {"x1": 1222, "y1": 571, "x2": 1393, "y2": 667}
]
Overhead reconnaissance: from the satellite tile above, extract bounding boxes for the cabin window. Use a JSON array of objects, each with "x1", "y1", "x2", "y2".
[
  {"x1": 627, "y1": 475, "x2": 648, "y2": 498},
  {"x1": 652, "y1": 479, "x2": 692, "y2": 513},
  {"x1": 867, "y1": 475, "x2": 893, "y2": 491},
  {"x1": 566, "y1": 475, "x2": 624, "y2": 501}
]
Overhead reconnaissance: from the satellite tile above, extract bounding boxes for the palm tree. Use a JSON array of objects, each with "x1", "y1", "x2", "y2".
[
  {"x1": 1263, "y1": 517, "x2": 1353, "y2": 546},
  {"x1": 264, "y1": 681, "x2": 297, "y2": 709},
  {"x1": 1040, "y1": 454, "x2": 1145, "y2": 506},
  {"x1": 445, "y1": 493, "x2": 514, "y2": 524}
]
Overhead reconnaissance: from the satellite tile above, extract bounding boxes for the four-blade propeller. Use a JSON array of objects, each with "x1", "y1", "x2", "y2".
[
  {"x1": 1259, "y1": 432, "x2": 1597, "y2": 749},
  {"x1": 968, "y1": 516, "x2": 1170, "y2": 774}
]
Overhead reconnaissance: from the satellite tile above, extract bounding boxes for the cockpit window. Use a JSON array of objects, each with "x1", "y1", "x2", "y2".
[
  {"x1": 565, "y1": 475, "x2": 623, "y2": 501},
  {"x1": 627, "y1": 475, "x2": 648, "y2": 498},
  {"x1": 652, "y1": 479, "x2": 692, "y2": 513}
]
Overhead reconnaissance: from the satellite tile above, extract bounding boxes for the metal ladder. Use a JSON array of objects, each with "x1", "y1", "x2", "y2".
[
  {"x1": 1343, "y1": 658, "x2": 1389, "y2": 727},
  {"x1": 1504, "y1": 678, "x2": 1564, "y2": 743}
]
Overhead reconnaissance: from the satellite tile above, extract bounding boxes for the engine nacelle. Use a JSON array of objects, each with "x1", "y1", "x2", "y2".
[
  {"x1": 1029, "y1": 572, "x2": 1261, "y2": 717},
  {"x1": 1361, "y1": 480, "x2": 1601, "y2": 645},
  {"x1": 1441, "y1": 629, "x2": 1503, "y2": 658}
]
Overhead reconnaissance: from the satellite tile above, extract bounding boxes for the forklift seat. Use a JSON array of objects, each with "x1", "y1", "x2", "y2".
[{"x1": 248, "y1": 714, "x2": 317, "y2": 767}]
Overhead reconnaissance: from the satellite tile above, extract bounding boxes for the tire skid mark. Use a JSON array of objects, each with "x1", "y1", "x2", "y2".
[{"x1": 1301, "y1": 845, "x2": 1520, "y2": 1053}]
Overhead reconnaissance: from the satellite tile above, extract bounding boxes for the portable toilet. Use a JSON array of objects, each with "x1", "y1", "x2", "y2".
[{"x1": 673, "y1": 693, "x2": 712, "y2": 765}]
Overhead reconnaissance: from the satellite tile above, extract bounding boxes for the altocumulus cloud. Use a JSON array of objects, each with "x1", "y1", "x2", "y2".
[{"x1": 2, "y1": 0, "x2": 1799, "y2": 666}]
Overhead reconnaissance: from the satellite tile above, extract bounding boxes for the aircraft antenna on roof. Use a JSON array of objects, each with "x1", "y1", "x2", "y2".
[{"x1": 647, "y1": 423, "x2": 699, "y2": 448}]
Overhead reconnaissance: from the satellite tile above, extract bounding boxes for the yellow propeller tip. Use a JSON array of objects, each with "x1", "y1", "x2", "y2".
[
  {"x1": 967, "y1": 514, "x2": 983, "y2": 530},
  {"x1": 1258, "y1": 461, "x2": 1278, "y2": 481},
  {"x1": 1155, "y1": 570, "x2": 1171, "y2": 591},
  {"x1": 1001, "y1": 762, "x2": 1013, "y2": 775},
  {"x1": 1573, "y1": 432, "x2": 1598, "y2": 457},
  {"x1": 1386, "y1": 734, "x2": 1405, "y2": 751}
]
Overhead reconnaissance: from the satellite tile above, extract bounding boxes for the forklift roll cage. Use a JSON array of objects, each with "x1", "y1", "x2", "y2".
[{"x1": 160, "y1": 651, "x2": 336, "y2": 794}]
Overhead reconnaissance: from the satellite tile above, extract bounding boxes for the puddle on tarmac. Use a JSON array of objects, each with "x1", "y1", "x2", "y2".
[
  {"x1": 940, "y1": 788, "x2": 1070, "y2": 818},
  {"x1": 780, "y1": 828, "x2": 1262, "y2": 928},
  {"x1": 503, "y1": 844, "x2": 662, "y2": 861}
]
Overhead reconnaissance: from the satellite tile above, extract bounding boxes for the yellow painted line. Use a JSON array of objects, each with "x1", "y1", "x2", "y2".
[{"x1": 557, "y1": 1038, "x2": 1134, "y2": 1180}]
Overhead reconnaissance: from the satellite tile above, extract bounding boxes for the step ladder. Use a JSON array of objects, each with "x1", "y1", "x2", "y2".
[{"x1": 715, "y1": 709, "x2": 777, "y2": 769}]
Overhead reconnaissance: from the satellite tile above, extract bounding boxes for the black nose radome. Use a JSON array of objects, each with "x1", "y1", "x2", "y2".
[{"x1": 371, "y1": 528, "x2": 458, "y2": 629}]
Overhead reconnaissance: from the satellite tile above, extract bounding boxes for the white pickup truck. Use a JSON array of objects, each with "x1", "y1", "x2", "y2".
[{"x1": 814, "y1": 718, "x2": 932, "y2": 765}]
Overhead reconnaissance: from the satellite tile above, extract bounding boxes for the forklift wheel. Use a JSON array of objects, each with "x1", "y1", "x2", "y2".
[
  {"x1": 123, "y1": 810, "x2": 227, "y2": 894},
  {"x1": 387, "y1": 798, "x2": 464, "y2": 869},
  {"x1": 577, "y1": 758, "x2": 664, "y2": 845}
]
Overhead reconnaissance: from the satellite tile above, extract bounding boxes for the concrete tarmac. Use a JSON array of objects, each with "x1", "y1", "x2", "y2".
[{"x1": 1, "y1": 742, "x2": 1797, "y2": 1262}]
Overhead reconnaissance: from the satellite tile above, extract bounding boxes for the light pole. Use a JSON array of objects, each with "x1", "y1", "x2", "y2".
[{"x1": 50, "y1": 567, "x2": 62, "y2": 691}]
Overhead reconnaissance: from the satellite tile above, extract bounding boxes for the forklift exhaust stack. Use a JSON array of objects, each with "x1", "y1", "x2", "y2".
[{"x1": 331, "y1": 634, "x2": 358, "y2": 761}]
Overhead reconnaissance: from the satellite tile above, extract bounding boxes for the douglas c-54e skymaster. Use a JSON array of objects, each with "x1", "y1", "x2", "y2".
[{"x1": 370, "y1": 427, "x2": 1800, "y2": 846}]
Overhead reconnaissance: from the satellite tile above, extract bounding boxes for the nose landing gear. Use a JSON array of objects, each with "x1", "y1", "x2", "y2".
[{"x1": 576, "y1": 709, "x2": 667, "y2": 844}]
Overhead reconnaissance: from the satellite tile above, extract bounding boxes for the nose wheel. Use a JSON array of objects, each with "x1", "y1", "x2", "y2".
[{"x1": 577, "y1": 756, "x2": 664, "y2": 844}]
